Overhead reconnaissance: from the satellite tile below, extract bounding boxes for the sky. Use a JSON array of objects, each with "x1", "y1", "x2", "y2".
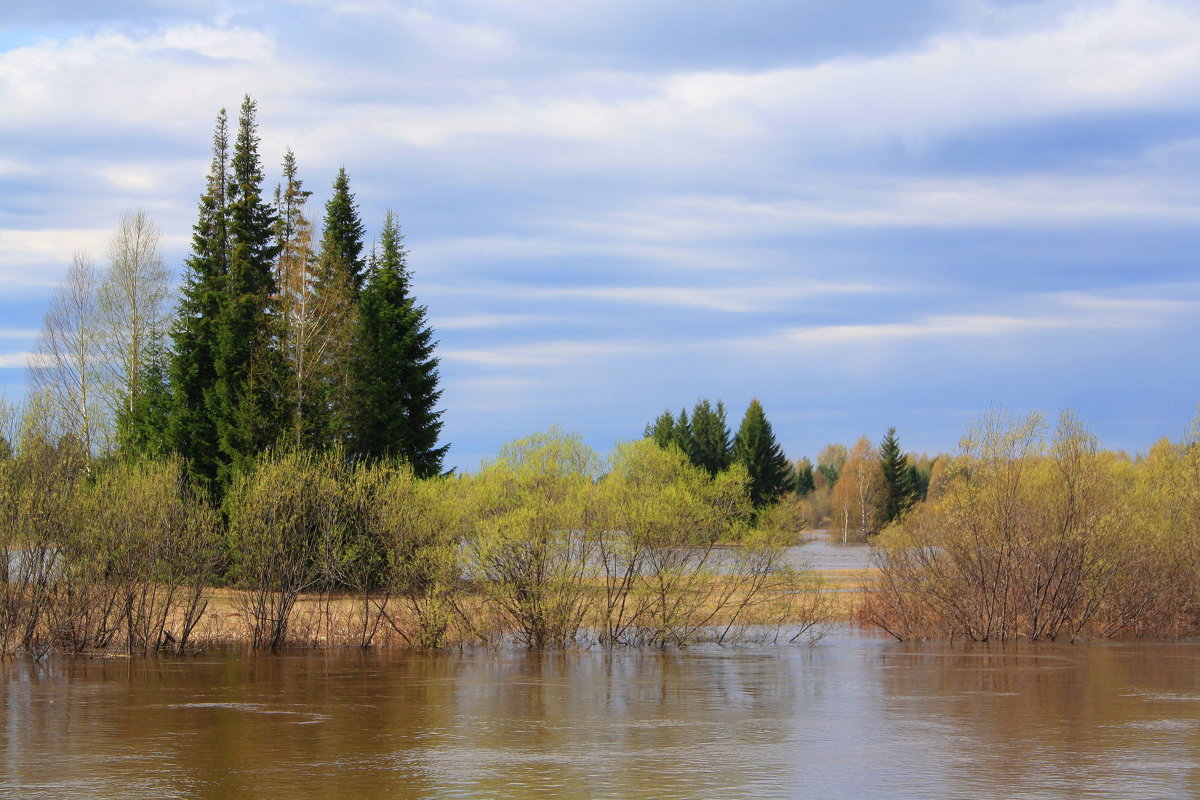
[{"x1": 1, "y1": 0, "x2": 1198, "y2": 469}]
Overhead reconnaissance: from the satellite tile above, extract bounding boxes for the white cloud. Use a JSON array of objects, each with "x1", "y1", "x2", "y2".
[
  {"x1": 742, "y1": 290, "x2": 1198, "y2": 351},
  {"x1": 0, "y1": 228, "x2": 111, "y2": 286},
  {"x1": 309, "y1": 0, "x2": 1200, "y2": 159},
  {"x1": 443, "y1": 339, "x2": 651, "y2": 366},
  {"x1": 433, "y1": 313, "x2": 552, "y2": 329},
  {"x1": 0, "y1": 352, "x2": 35, "y2": 369}
]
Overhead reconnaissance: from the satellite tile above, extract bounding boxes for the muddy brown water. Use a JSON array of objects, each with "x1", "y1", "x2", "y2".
[{"x1": 4, "y1": 628, "x2": 1200, "y2": 799}]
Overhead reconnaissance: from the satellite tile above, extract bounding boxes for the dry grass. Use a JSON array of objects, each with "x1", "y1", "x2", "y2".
[{"x1": 177, "y1": 565, "x2": 877, "y2": 650}]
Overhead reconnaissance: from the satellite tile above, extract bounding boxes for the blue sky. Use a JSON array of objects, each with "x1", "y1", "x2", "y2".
[{"x1": 1, "y1": 0, "x2": 1198, "y2": 469}]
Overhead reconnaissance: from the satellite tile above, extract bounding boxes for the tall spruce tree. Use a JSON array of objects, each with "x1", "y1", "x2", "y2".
[
  {"x1": 213, "y1": 96, "x2": 283, "y2": 485},
  {"x1": 170, "y1": 107, "x2": 230, "y2": 492},
  {"x1": 689, "y1": 398, "x2": 732, "y2": 476},
  {"x1": 346, "y1": 210, "x2": 446, "y2": 476},
  {"x1": 879, "y1": 427, "x2": 915, "y2": 526},
  {"x1": 318, "y1": 167, "x2": 367, "y2": 294},
  {"x1": 312, "y1": 168, "x2": 366, "y2": 446},
  {"x1": 733, "y1": 398, "x2": 793, "y2": 507}
]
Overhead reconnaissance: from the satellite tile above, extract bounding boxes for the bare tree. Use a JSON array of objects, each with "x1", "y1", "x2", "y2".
[
  {"x1": 29, "y1": 253, "x2": 105, "y2": 459},
  {"x1": 96, "y1": 210, "x2": 171, "y2": 426},
  {"x1": 273, "y1": 151, "x2": 354, "y2": 448}
]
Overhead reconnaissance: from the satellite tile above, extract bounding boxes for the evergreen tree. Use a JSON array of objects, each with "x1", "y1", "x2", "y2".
[
  {"x1": 312, "y1": 167, "x2": 367, "y2": 445},
  {"x1": 675, "y1": 408, "x2": 693, "y2": 463},
  {"x1": 318, "y1": 167, "x2": 367, "y2": 294},
  {"x1": 213, "y1": 95, "x2": 284, "y2": 484},
  {"x1": 879, "y1": 427, "x2": 915, "y2": 526},
  {"x1": 794, "y1": 457, "x2": 815, "y2": 495},
  {"x1": 689, "y1": 398, "x2": 732, "y2": 476},
  {"x1": 273, "y1": 149, "x2": 329, "y2": 449},
  {"x1": 117, "y1": 333, "x2": 173, "y2": 459},
  {"x1": 346, "y1": 210, "x2": 446, "y2": 476},
  {"x1": 644, "y1": 409, "x2": 680, "y2": 450},
  {"x1": 733, "y1": 399, "x2": 793, "y2": 507},
  {"x1": 170, "y1": 107, "x2": 230, "y2": 492}
]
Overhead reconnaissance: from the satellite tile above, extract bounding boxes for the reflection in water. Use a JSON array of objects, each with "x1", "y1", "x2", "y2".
[{"x1": 3, "y1": 632, "x2": 1200, "y2": 799}]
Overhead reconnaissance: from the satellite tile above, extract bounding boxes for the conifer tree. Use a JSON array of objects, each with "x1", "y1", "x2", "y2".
[
  {"x1": 213, "y1": 95, "x2": 283, "y2": 484},
  {"x1": 644, "y1": 409, "x2": 680, "y2": 450},
  {"x1": 312, "y1": 167, "x2": 366, "y2": 445},
  {"x1": 688, "y1": 398, "x2": 732, "y2": 476},
  {"x1": 318, "y1": 167, "x2": 367, "y2": 294},
  {"x1": 733, "y1": 398, "x2": 793, "y2": 507},
  {"x1": 346, "y1": 211, "x2": 446, "y2": 476},
  {"x1": 170, "y1": 108, "x2": 230, "y2": 491},
  {"x1": 675, "y1": 408, "x2": 693, "y2": 463},
  {"x1": 879, "y1": 427, "x2": 915, "y2": 526},
  {"x1": 273, "y1": 149, "x2": 331, "y2": 449},
  {"x1": 117, "y1": 334, "x2": 173, "y2": 459},
  {"x1": 794, "y1": 457, "x2": 815, "y2": 495}
]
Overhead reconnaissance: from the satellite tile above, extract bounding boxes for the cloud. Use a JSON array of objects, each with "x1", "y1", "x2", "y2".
[
  {"x1": 743, "y1": 290, "x2": 1198, "y2": 351},
  {"x1": 296, "y1": 0, "x2": 1200, "y2": 163},
  {"x1": 443, "y1": 339, "x2": 652, "y2": 367},
  {"x1": 433, "y1": 313, "x2": 553, "y2": 329},
  {"x1": 0, "y1": 352, "x2": 35, "y2": 369}
]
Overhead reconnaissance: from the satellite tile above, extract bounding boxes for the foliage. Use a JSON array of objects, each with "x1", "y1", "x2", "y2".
[
  {"x1": 643, "y1": 398, "x2": 733, "y2": 477},
  {"x1": 213, "y1": 96, "x2": 285, "y2": 486},
  {"x1": 733, "y1": 398, "x2": 794, "y2": 508},
  {"x1": 878, "y1": 427, "x2": 915, "y2": 527},
  {"x1": 345, "y1": 210, "x2": 447, "y2": 476},
  {"x1": 794, "y1": 456, "x2": 815, "y2": 495},
  {"x1": 863, "y1": 409, "x2": 1200, "y2": 642}
]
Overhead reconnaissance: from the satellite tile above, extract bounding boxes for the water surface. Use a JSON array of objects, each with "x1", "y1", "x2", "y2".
[{"x1": 3, "y1": 630, "x2": 1199, "y2": 799}]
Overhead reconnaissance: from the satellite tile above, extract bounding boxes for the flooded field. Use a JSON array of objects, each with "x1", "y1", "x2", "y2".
[{"x1": 3, "y1": 628, "x2": 1200, "y2": 799}]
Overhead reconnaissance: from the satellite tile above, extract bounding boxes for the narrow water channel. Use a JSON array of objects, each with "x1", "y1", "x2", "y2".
[{"x1": 3, "y1": 629, "x2": 1199, "y2": 799}]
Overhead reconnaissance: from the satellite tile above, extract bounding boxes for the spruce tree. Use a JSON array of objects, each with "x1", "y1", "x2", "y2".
[
  {"x1": 170, "y1": 107, "x2": 230, "y2": 492},
  {"x1": 213, "y1": 96, "x2": 283, "y2": 484},
  {"x1": 346, "y1": 211, "x2": 446, "y2": 476},
  {"x1": 689, "y1": 398, "x2": 732, "y2": 476},
  {"x1": 879, "y1": 427, "x2": 915, "y2": 526},
  {"x1": 675, "y1": 408, "x2": 693, "y2": 463},
  {"x1": 273, "y1": 149, "x2": 327, "y2": 449},
  {"x1": 318, "y1": 167, "x2": 367, "y2": 294},
  {"x1": 312, "y1": 168, "x2": 366, "y2": 446},
  {"x1": 733, "y1": 398, "x2": 793, "y2": 507},
  {"x1": 118, "y1": 333, "x2": 173, "y2": 459},
  {"x1": 794, "y1": 457, "x2": 815, "y2": 495},
  {"x1": 644, "y1": 409, "x2": 680, "y2": 450}
]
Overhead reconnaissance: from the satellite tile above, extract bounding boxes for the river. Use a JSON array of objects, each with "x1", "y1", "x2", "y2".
[{"x1": 3, "y1": 628, "x2": 1200, "y2": 799}]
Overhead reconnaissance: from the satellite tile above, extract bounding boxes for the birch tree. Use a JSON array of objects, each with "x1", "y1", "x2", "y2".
[
  {"x1": 96, "y1": 210, "x2": 171, "y2": 435},
  {"x1": 29, "y1": 253, "x2": 105, "y2": 459}
]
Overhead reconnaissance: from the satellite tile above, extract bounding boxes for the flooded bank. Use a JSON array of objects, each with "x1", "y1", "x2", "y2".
[{"x1": 3, "y1": 629, "x2": 1199, "y2": 799}]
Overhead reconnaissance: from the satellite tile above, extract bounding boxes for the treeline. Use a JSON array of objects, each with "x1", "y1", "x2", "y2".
[
  {"x1": 22, "y1": 96, "x2": 445, "y2": 500},
  {"x1": 864, "y1": 409, "x2": 1200, "y2": 642},
  {"x1": 0, "y1": 418, "x2": 830, "y2": 655},
  {"x1": 645, "y1": 398, "x2": 936, "y2": 536}
]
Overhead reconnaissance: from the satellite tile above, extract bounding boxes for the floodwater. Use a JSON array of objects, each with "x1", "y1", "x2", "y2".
[
  {"x1": 4, "y1": 630, "x2": 1200, "y2": 799},
  {"x1": 790, "y1": 530, "x2": 873, "y2": 571}
]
